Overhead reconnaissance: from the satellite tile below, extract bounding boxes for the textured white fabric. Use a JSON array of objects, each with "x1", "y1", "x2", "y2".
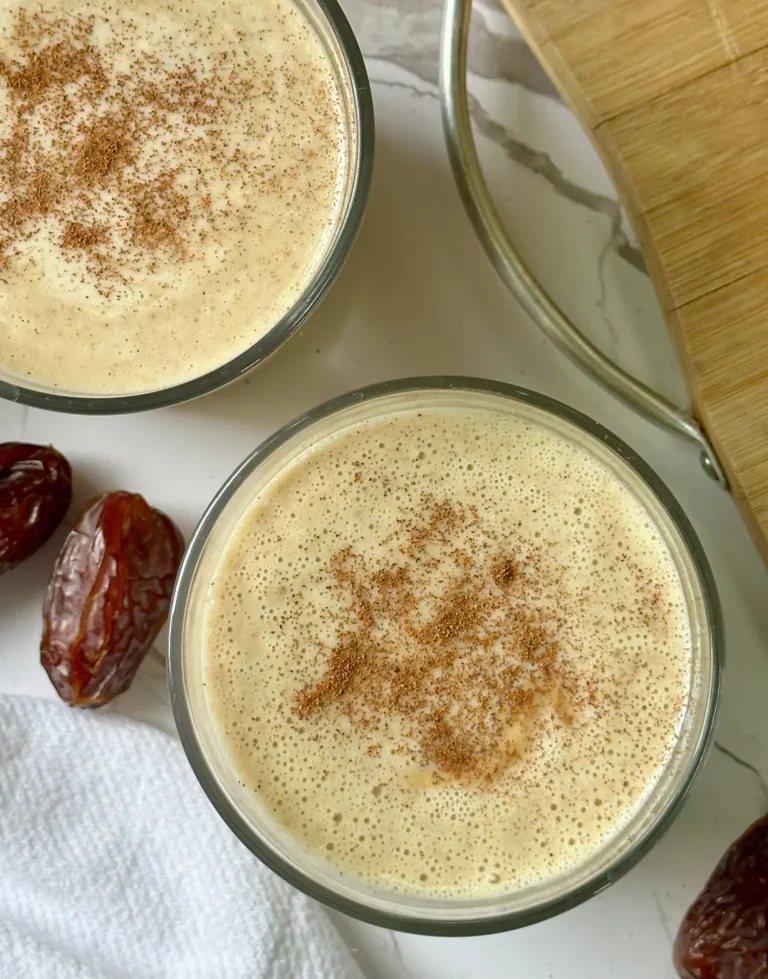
[{"x1": 0, "y1": 694, "x2": 364, "y2": 979}]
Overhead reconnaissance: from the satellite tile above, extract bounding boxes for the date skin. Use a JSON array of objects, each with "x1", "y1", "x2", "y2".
[
  {"x1": 0, "y1": 443, "x2": 72, "y2": 574},
  {"x1": 675, "y1": 813, "x2": 768, "y2": 979},
  {"x1": 41, "y1": 491, "x2": 184, "y2": 707}
]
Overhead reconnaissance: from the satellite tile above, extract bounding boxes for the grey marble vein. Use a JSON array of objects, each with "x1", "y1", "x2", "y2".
[
  {"x1": 714, "y1": 741, "x2": 768, "y2": 808},
  {"x1": 466, "y1": 94, "x2": 646, "y2": 276},
  {"x1": 370, "y1": 70, "x2": 647, "y2": 277},
  {"x1": 469, "y1": 4, "x2": 559, "y2": 99},
  {"x1": 651, "y1": 890, "x2": 675, "y2": 945},
  {"x1": 595, "y1": 235, "x2": 620, "y2": 346},
  {"x1": 369, "y1": 76, "x2": 437, "y2": 102},
  {"x1": 351, "y1": 0, "x2": 647, "y2": 275},
  {"x1": 363, "y1": 4, "x2": 557, "y2": 99},
  {"x1": 388, "y1": 932, "x2": 416, "y2": 979}
]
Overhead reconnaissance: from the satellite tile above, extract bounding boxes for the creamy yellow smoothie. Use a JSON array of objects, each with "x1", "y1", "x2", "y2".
[
  {"x1": 201, "y1": 403, "x2": 692, "y2": 898},
  {"x1": 0, "y1": 0, "x2": 347, "y2": 393}
]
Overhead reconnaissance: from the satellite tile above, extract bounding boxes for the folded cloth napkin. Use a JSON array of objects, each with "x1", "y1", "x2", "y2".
[{"x1": 0, "y1": 694, "x2": 365, "y2": 979}]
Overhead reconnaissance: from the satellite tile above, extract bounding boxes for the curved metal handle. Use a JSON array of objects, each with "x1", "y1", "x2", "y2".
[{"x1": 438, "y1": 0, "x2": 727, "y2": 488}]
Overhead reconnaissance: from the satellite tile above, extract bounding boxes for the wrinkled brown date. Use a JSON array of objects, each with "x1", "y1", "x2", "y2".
[
  {"x1": 0, "y1": 443, "x2": 72, "y2": 574},
  {"x1": 41, "y1": 491, "x2": 184, "y2": 707},
  {"x1": 675, "y1": 813, "x2": 768, "y2": 978}
]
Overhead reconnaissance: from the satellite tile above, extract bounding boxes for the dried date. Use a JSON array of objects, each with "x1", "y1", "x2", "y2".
[
  {"x1": 0, "y1": 443, "x2": 72, "y2": 574},
  {"x1": 675, "y1": 813, "x2": 768, "y2": 978},
  {"x1": 41, "y1": 491, "x2": 184, "y2": 707}
]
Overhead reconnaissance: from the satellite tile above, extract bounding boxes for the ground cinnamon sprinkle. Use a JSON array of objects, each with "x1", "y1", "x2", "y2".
[
  {"x1": 61, "y1": 222, "x2": 107, "y2": 250},
  {"x1": 492, "y1": 557, "x2": 518, "y2": 586},
  {"x1": 0, "y1": 9, "x2": 263, "y2": 291},
  {"x1": 293, "y1": 497, "x2": 584, "y2": 785},
  {"x1": 294, "y1": 636, "x2": 368, "y2": 719},
  {"x1": 75, "y1": 117, "x2": 133, "y2": 185}
]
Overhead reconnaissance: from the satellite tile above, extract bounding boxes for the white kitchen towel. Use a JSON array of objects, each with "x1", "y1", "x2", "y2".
[{"x1": 0, "y1": 694, "x2": 365, "y2": 979}]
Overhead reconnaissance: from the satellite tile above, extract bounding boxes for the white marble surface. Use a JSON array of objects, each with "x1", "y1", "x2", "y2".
[{"x1": 1, "y1": 1, "x2": 767, "y2": 977}]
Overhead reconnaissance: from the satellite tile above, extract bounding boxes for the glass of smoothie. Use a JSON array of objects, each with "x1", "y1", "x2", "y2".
[
  {"x1": 0, "y1": 0, "x2": 372, "y2": 413},
  {"x1": 169, "y1": 376, "x2": 723, "y2": 935}
]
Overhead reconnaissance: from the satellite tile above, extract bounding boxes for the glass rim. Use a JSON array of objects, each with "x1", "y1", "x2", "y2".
[
  {"x1": 168, "y1": 375, "x2": 724, "y2": 936},
  {"x1": 0, "y1": 0, "x2": 374, "y2": 416}
]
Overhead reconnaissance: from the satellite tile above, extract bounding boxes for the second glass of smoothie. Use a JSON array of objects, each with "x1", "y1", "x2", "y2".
[{"x1": 169, "y1": 378, "x2": 722, "y2": 934}]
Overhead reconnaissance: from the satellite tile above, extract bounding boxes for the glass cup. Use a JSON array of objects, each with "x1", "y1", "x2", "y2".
[
  {"x1": 168, "y1": 377, "x2": 723, "y2": 936},
  {"x1": 0, "y1": 0, "x2": 373, "y2": 415}
]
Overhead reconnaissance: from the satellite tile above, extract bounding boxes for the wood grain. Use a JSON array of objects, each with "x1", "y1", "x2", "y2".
[{"x1": 499, "y1": 0, "x2": 768, "y2": 559}]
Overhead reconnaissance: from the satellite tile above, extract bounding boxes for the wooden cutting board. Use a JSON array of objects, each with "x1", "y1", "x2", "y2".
[{"x1": 498, "y1": 0, "x2": 768, "y2": 559}]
